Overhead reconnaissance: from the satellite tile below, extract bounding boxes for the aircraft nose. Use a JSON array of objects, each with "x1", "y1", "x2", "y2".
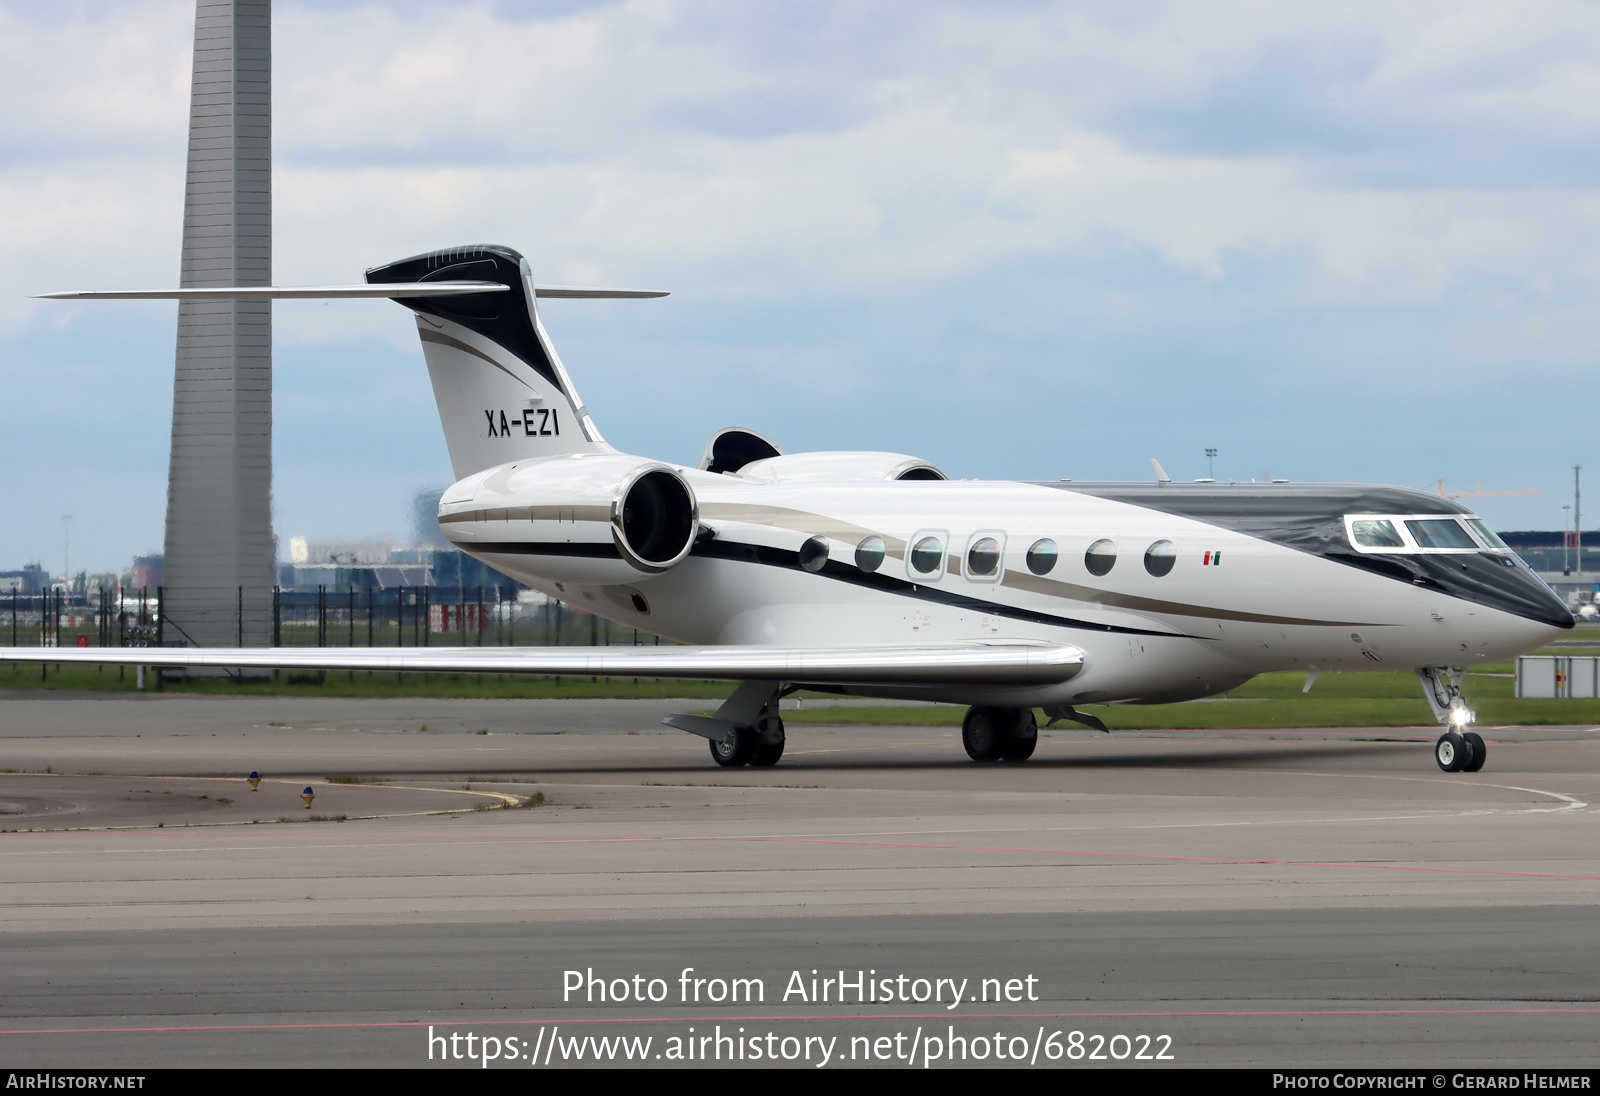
[
  {"x1": 1526, "y1": 606, "x2": 1573, "y2": 644},
  {"x1": 1435, "y1": 553, "x2": 1572, "y2": 653},
  {"x1": 1473, "y1": 580, "x2": 1571, "y2": 662},
  {"x1": 1500, "y1": 563, "x2": 1574, "y2": 634}
]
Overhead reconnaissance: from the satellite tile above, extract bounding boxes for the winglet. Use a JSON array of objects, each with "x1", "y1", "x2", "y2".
[{"x1": 1151, "y1": 458, "x2": 1172, "y2": 485}]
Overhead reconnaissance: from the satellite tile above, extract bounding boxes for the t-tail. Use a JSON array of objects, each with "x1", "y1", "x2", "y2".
[
  {"x1": 367, "y1": 244, "x2": 610, "y2": 478},
  {"x1": 34, "y1": 242, "x2": 666, "y2": 480}
]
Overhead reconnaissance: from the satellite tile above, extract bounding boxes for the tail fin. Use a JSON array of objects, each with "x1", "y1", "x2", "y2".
[{"x1": 367, "y1": 244, "x2": 610, "y2": 478}]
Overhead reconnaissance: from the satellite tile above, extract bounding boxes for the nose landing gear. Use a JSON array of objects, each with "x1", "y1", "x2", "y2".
[
  {"x1": 1418, "y1": 666, "x2": 1486, "y2": 773},
  {"x1": 1434, "y1": 729, "x2": 1486, "y2": 773}
]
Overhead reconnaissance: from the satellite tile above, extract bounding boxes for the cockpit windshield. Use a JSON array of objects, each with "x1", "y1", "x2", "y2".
[
  {"x1": 1350, "y1": 519, "x2": 1404, "y2": 548},
  {"x1": 1404, "y1": 519, "x2": 1478, "y2": 550},
  {"x1": 1466, "y1": 518, "x2": 1510, "y2": 550},
  {"x1": 1345, "y1": 513, "x2": 1509, "y2": 555}
]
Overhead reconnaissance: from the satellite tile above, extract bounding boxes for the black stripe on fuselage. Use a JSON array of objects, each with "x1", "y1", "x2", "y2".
[
  {"x1": 705, "y1": 540, "x2": 1193, "y2": 637},
  {"x1": 473, "y1": 539, "x2": 1192, "y2": 639},
  {"x1": 1053, "y1": 482, "x2": 1573, "y2": 629}
]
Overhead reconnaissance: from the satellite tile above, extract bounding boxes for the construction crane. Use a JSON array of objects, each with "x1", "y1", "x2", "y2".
[{"x1": 1435, "y1": 480, "x2": 1543, "y2": 500}]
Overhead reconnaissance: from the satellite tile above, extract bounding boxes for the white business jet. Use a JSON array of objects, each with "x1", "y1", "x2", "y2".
[{"x1": 11, "y1": 244, "x2": 1572, "y2": 773}]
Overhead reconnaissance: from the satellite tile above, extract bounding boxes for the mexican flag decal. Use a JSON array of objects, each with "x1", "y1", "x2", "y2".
[{"x1": 1203, "y1": 550, "x2": 1222, "y2": 566}]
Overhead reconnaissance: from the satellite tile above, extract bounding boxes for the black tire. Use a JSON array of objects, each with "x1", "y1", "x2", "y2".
[
  {"x1": 962, "y1": 706, "x2": 1004, "y2": 762},
  {"x1": 1435, "y1": 731, "x2": 1469, "y2": 773},
  {"x1": 749, "y1": 716, "x2": 785, "y2": 767},
  {"x1": 1461, "y1": 731, "x2": 1486, "y2": 773},
  {"x1": 1001, "y1": 709, "x2": 1038, "y2": 761},
  {"x1": 710, "y1": 726, "x2": 753, "y2": 767},
  {"x1": 748, "y1": 740, "x2": 784, "y2": 766}
]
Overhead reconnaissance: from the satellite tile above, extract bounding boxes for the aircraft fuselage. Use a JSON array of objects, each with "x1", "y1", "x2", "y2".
[{"x1": 443, "y1": 461, "x2": 1572, "y2": 709}]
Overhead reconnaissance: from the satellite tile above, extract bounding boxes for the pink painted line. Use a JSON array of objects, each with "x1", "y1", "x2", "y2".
[{"x1": 6, "y1": 1006, "x2": 1600, "y2": 1037}]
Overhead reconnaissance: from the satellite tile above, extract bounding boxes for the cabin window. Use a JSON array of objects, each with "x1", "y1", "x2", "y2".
[
  {"x1": 966, "y1": 536, "x2": 1001, "y2": 579},
  {"x1": 1026, "y1": 539, "x2": 1058, "y2": 576},
  {"x1": 1144, "y1": 540, "x2": 1176, "y2": 577},
  {"x1": 1404, "y1": 519, "x2": 1477, "y2": 550},
  {"x1": 1350, "y1": 519, "x2": 1404, "y2": 549},
  {"x1": 1085, "y1": 539, "x2": 1117, "y2": 576},
  {"x1": 798, "y1": 535, "x2": 829, "y2": 573},
  {"x1": 855, "y1": 536, "x2": 886, "y2": 573},
  {"x1": 910, "y1": 535, "x2": 944, "y2": 576}
]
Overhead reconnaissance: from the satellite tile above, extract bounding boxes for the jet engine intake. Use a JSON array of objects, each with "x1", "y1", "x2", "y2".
[{"x1": 612, "y1": 466, "x2": 698, "y2": 573}]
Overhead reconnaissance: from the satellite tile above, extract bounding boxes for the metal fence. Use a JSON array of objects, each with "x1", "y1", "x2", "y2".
[
  {"x1": 5, "y1": 584, "x2": 665, "y2": 662},
  {"x1": 5, "y1": 586, "x2": 161, "y2": 651},
  {"x1": 267, "y1": 585, "x2": 661, "y2": 649}
]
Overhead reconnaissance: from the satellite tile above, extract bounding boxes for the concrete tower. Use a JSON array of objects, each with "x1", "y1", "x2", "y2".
[{"x1": 162, "y1": 0, "x2": 273, "y2": 647}]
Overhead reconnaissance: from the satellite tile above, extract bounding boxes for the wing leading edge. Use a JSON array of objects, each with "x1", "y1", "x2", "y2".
[{"x1": 0, "y1": 642, "x2": 1083, "y2": 685}]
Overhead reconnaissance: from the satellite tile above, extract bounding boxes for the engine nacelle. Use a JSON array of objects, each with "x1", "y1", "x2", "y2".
[
  {"x1": 437, "y1": 454, "x2": 699, "y2": 585},
  {"x1": 734, "y1": 451, "x2": 945, "y2": 484},
  {"x1": 611, "y1": 463, "x2": 698, "y2": 573}
]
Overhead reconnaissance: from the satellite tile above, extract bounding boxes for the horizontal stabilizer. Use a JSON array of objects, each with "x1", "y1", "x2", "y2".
[
  {"x1": 528, "y1": 286, "x2": 669, "y2": 299},
  {"x1": 0, "y1": 642, "x2": 1082, "y2": 685},
  {"x1": 34, "y1": 283, "x2": 508, "y2": 300},
  {"x1": 34, "y1": 284, "x2": 666, "y2": 301}
]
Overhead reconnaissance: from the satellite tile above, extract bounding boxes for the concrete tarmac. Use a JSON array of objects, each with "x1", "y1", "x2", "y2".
[{"x1": 3, "y1": 693, "x2": 1599, "y2": 1069}]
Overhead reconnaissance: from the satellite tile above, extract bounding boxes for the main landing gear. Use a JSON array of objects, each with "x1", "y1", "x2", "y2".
[
  {"x1": 707, "y1": 713, "x2": 786, "y2": 768},
  {"x1": 961, "y1": 706, "x2": 1037, "y2": 762},
  {"x1": 663, "y1": 680, "x2": 787, "y2": 768},
  {"x1": 1417, "y1": 666, "x2": 1486, "y2": 773}
]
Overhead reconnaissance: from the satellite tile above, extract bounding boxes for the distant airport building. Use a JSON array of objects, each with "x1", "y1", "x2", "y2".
[
  {"x1": 287, "y1": 536, "x2": 394, "y2": 567},
  {"x1": 130, "y1": 555, "x2": 164, "y2": 591},
  {"x1": 1497, "y1": 531, "x2": 1597, "y2": 607},
  {"x1": 1499, "y1": 530, "x2": 1598, "y2": 574},
  {"x1": 276, "y1": 539, "x2": 519, "y2": 597},
  {"x1": 411, "y1": 487, "x2": 449, "y2": 548},
  {"x1": 0, "y1": 564, "x2": 50, "y2": 595}
]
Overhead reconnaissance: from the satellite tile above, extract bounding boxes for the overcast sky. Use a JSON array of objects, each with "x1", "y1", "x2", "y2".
[{"x1": 3, "y1": 0, "x2": 1597, "y2": 574}]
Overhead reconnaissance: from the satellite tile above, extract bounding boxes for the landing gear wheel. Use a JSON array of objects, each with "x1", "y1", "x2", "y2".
[
  {"x1": 962, "y1": 706, "x2": 1005, "y2": 762},
  {"x1": 748, "y1": 739, "x2": 784, "y2": 766},
  {"x1": 1001, "y1": 709, "x2": 1038, "y2": 761},
  {"x1": 710, "y1": 726, "x2": 754, "y2": 767},
  {"x1": 748, "y1": 716, "x2": 786, "y2": 767},
  {"x1": 1461, "y1": 731, "x2": 1486, "y2": 773},
  {"x1": 1435, "y1": 731, "x2": 1471, "y2": 773}
]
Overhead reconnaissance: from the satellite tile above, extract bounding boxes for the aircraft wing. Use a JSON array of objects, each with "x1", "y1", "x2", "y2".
[{"x1": 0, "y1": 642, "x2": 1082, "y2": 686}]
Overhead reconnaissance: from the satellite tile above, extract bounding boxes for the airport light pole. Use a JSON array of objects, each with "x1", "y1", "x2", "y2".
[
  {"x1": 1563, "y1": 506, "x2": 1572, "y2": 575},
  {"x1": 1205, "y1": 448, "x2": 1217, "y2": 480}
]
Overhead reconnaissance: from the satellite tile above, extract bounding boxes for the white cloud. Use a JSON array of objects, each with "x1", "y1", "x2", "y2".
[{"x1": 4, "y1": 0, "x2": 1600, "y2": 570}]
